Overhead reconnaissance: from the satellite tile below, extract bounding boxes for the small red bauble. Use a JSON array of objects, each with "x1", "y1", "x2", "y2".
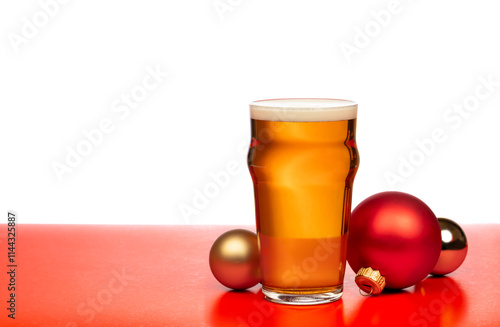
[{"x1": 347, "y1": 192, "x2": 442, "y2": 290}]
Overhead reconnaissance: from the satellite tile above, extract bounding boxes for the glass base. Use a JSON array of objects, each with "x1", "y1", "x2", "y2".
[{"x1": 262, "y1": 285, "x2": 343, "y2": 305}]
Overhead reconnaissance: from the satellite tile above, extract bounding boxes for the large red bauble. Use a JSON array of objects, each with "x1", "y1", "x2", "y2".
[{"x1": 347, "y1": 192, "x2": 442, "y2": 290}]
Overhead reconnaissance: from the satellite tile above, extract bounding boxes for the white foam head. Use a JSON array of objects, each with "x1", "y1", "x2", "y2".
[{"x1": 250, "y1": 98, "x2": 357, "y2": 122}]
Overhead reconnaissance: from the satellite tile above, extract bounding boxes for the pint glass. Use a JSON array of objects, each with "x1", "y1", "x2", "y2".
[{"x1": 247, "y1": 99, "x2": 359, "y2": 305}]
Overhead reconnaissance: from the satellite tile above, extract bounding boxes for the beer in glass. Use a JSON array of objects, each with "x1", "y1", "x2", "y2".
[{"x1": 247, "y1": 98, "x2": 359, "y2": 305}]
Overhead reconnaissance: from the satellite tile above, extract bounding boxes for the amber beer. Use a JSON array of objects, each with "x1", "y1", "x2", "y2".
[{"x1": 247, "y1": 99, "x2": 359, "y2": 305}]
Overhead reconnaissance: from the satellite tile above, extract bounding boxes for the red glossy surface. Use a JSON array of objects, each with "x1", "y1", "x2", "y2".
[{"x1": 0, "y1": 224, "x2": 499, "y2": 326}]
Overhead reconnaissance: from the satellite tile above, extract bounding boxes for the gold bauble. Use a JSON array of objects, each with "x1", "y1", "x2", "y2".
[
  {"x1": 209, "y1": 229, "x2": 260, "y2": 290},
  {"x1": 431, "y1": 217, "x2": 468, "y2": 276}
]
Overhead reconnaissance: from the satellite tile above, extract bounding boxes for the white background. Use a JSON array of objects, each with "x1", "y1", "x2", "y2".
[{"x1": 1, "y1": 0, "x2": 499, "y2": 225}]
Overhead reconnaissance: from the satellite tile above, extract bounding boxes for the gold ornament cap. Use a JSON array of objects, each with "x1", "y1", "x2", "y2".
[{"x1": 355, "y1": 267, "x2": 386, "y2": 296}]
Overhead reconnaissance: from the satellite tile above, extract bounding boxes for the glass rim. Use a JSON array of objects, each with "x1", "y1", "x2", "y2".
[
  {"x1": 250, "y1": 98, "x2": 357, "y2": 109},
  {"x1": 250, "y1": 98, "x2": 357, "y2": 122}
]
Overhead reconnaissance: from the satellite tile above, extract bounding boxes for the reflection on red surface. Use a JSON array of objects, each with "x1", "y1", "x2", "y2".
[
  {"x1": 210, "y1": 290, "x2": 263, "y2": 326},
  {"x1": 346, "y1": 277, "x2": 465, "y2": 327},
  {"x1": 210, "y1": 289, "x2": 344, "y2": 327},
  {"x1": 347, "y1": 289, "x2": 419, "y2": 326},
  {"x1": 210, "y1": 277, "x2": 466, "y2": 327},
  {"x1": 412, "y1": 277, "x2": 466, "y2": 326}
]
